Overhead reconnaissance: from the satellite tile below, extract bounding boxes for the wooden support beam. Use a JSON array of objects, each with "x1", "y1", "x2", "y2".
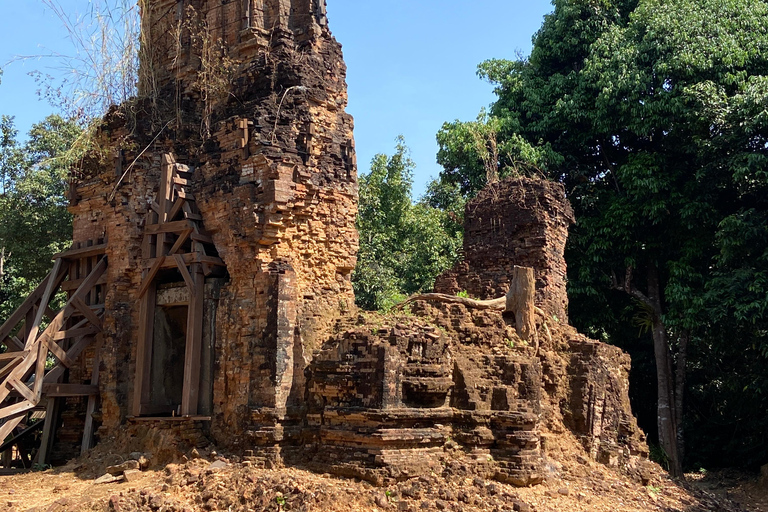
[
  {"x1": 52, "y1": 324, "x2": 99, "y2": 341},
  {"x1": 190, "y1": 232, "x2": 214, "y2": 245},
  {"x1": 0, "y1": 259, "x2": 109, "y2": 403},
  {"x1": 0, "y1": 351, "x2": 38, "y2": 406},
  {"x1": 168, "y1": 198, "x2": 186, "y2": 223},
  {"x1": 0, "y1": 357, "x2": 23, "y2": 381},
  {"x1": 43, "y1": 334, "x2": 95, "y2": 385},
  {"x1": 173, "y1": 255, "x2": 195, "y2": 291},
  {"x1": 81, "y1": 339, "x2": 102, "y2": 454},
  {"x1": 8, "y1": 378, "x2": 35, "y2": 403},
  {"x1": 0, "y1": 401, "x2": 34, "y2": 420},
  {"x1": 37, "y1": 397, "x2": 60, "y2": 465},
  {"x1": 0, "y1": 419, "x2": 44, "y2": 454},
  {"x1": 137, "y1": 257, "x2": 165, "y2": 300},
  {"x1": 0, "y1": 415, "x2": 25, "y2": 445},
  {"x1": 24, "y1": 258, "x2": 67, "y2": 348},
  {"x1": 0, "y1": 351, "x2": 28, "y2": 361},
  {"x1": 0, "y1": 273, "x2": 51, "y2": 344},
  {"x1": 144, "y1": 253, "x2": 225, "y2": 270},
  {"x1": 144, "y1": 220, "x2": 195, "y2": 235},
  {"x1": 2, "y1": 336, "x2": 24, "y2": 352},
  {"x1": 43, "y1": 307, "x2": 57, "y2": 323},
  {"x1": 159, "y1": 154, "x2": 175, "y2": 222},
  {"x1": 32, "y1": 340, "x2": 48, "y2": 401},
  {"x1": 43, "y1": 338, "x2": 74, "y2": 368},
  {"x1": 169, "y1": 229, "x2": 192, "y2": 256},
  {"x1": 176, "y1": 190, "x2": 195, "y2": 202},
  {"x1": 133, "y1": 283, "x2": 156, "y2": 417},
  {"x1": 60, "y1": 275, "x2": 108, "y2": 292},
  {"x1": 172, "y1": 176, "x2": 191, "y2": 187},
  {"x1": 70, "y1": 296, "x2": 103, "y2": 331},
  {"x1": 43, "y1": 384, "x2": 99, "y2": 397},
  {"x1": 25, "y1": 258, "x2": 67, "y2": 348},
  {"x1": 181, "y1": 264, "x2": 205, "y2": 416},
  {"x1": 53, "y1": 244, "x2": 107, "y2": 261}
]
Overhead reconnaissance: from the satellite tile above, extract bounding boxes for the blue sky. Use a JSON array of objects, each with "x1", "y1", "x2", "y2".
[{"x1": 0, "y1": 0, "x2": 553, "y2": 196}]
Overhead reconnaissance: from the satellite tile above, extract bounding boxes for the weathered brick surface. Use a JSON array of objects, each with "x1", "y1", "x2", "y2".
[
  {"x1": 435, "y1": 177, "x2": 575, "y2": 323},
  {"x1": 68, "y1": 0, "x2": 356, "y2": 451},
  {"x1": 57, "y1": 1, "x2": 646, "y2": 487}
]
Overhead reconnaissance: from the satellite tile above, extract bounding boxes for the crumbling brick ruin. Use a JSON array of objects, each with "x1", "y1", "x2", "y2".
[
  {"x1": 434, "y1": 178, "x2": 575, "y2": 323},
  {"x1": 0, "y1": 0, "x2": 648, "y2": 486}
]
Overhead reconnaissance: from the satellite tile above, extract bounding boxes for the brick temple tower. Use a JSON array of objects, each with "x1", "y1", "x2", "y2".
[{"x1": 63, "y1": 0, "x2": 358, "y2": 457}]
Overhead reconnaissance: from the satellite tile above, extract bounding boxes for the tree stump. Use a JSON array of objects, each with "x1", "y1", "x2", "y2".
[{"x1": 506, "y1": 266, "x2": 537, "y2": 346}]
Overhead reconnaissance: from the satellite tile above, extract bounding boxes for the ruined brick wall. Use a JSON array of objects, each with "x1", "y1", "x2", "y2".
[
  {"x1": 68, "y1": 0, "x2": 357, "y2": 452},
  {"x1": 435, "y1": 177, "x2": 575, "y2": 323}
]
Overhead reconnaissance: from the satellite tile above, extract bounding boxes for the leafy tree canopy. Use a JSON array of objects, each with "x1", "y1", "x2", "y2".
[
  {"x1": 0, "y1": 115, "x2": 81, "y2": 322},
  {"x1": 354, "y1": 138, "x2": 463, "y2": 311}
]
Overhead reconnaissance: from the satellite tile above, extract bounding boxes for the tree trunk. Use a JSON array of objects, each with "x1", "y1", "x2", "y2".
[
  {"x1": 647, "y1": 265, "x2": 684, "y2": 478},
  {"x1": 674, "y1": 331, "x2": 689, "y2": 467},
  {"x1": 507, "y1": 266, "x2": 537, "y2": 346}
]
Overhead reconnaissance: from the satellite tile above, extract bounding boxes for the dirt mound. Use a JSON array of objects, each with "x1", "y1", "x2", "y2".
[{"x1": 2, "y1": 444, "x2": 753, "y2": 512}]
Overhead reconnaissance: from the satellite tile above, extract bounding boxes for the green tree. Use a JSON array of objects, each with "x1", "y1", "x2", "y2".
[
  {"x1": 354, "y1": 138, "x2": 462, "y2": 311},
  {"x1": 0, "y1": 115, "x2": 81, "y2": 323},
  {"x1": 436, "y1": 0, "x2": 768, "y2": 476}
]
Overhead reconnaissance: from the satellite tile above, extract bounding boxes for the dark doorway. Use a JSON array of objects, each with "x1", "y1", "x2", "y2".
[{"x1": 148, "y1": 305, "x2": 188, "y2": 414}]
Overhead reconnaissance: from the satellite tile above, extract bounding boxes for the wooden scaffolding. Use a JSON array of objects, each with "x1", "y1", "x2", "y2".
[
  {"x1": 0, "y1": 240, "x2": 107, "y2": 468},
  {"x1": 132, "y1": 154, "x2": 225, "y2": 418}
]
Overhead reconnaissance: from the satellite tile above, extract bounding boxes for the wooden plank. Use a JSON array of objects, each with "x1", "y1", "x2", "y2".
[
  {"x1": 43, "y1": 338, "x2": 73, "y2": 368},
  {"x1": 144, "y1": 220, "x2": 194, "y2": 235},
  {"x1": 181, "y1": 264, "x2": 205, "y2": 416},
  {"x1": 25, "y1": 258, "x2": 66, "y2": 348},
  {"x1": 24, "y1": 309, "x2": 34, "y2": 343},
  {"x1": 173, "y1": 255, "x2": 195, "y2": 291},
  {"x1": 60, "y1": 275, "x2": 108, "y2": 292},
  {"x1": 0, "y1": 419, "x2": 43, "y2": 454},
  {"x1": 172, "y1": 176, "x2": 191, "y2": 187},
  {"x1": 0, "y1": 415, "x2": 25, "y2": 445},
  {"x1": 0, "y1": 351, "x2": 27, "y2": 361},
  {"x1": 44, "y1": 306, "x2": 58, "y2": 322},
  {"x1": 169, "y1": 229, "x2": 192, "y2": 255},
  {"x1": 70, "y1": 296, "x2": 103, "y2": 331},
  {"x1": 133, "y1": 283, "x2": 156, "y2": 417},
  {"x1": 176, "y1": 190, "x2": 195, "y2": 202},
  {"x1": 42, "y1": 334, "x2": 95, "y2": 386},
  {"x1": 184, "y1": 212, "x2": 203, "y2": 221},
  {"x1": 8, "y1": 378, "x2": 35, "y2": 403},
  {"x1": 190, "y1": 232, "x2": 214, "y2": 245},
  {"x1": 52, "y1": 324, "x2": 99, "y2": 341},
  {"x1": 43, "y1": 384, "x2": 99, "y2": 397},
  {"x1": 0, "y1": 401, "x2": 34, "y2": 420},
  {"x1": 0, "y1": 351, "x2": 38, "y2": 405},
  {"x1": 0, "y1": 273, "x2": 51, "y2": 343},
  {"x1": 159, "y1": 154, "x2": 175, "y2": 222},
  {"x1": 32, "y1": 340, "x2": 48, "y2": 401},
  {"x1": 0, "y1": 357, "x2": 22, "y2": 380},
  {"x1": 81, "y1": 339, "x2": 102, "y2": 454},
  {"x1": 2, "y1": 336, "x2": 24, "y2": 352},
  {"x1": 168, "y1": 198, "x2": 186, "y2": 223},
  {"x1": 136, "y1": 257, "x2": 165, "y2": 300},
  {"x1": 37, "y1": 397, "x2": 59, "y2": 465},
  {"x1": 1, "y1": 258, "x2": 110, "y2": 404},
  {"x1": 53, "y1": 244, "x2": 107, "y2": 261}
]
